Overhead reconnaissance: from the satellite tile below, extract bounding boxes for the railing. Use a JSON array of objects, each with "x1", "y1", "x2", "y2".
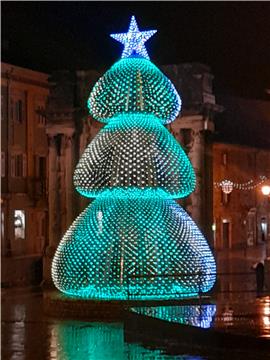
[{"x1": 126, "y1": 271, "x2": 261, "y2": 301}]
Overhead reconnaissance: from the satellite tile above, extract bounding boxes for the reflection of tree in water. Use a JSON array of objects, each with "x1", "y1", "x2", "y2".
[
  {"x1": 133, "y1": 304, "x2": 216, "y2": 329},
  {"x1": 54, "y1": 321, "x2": 206, "y2": 360}
]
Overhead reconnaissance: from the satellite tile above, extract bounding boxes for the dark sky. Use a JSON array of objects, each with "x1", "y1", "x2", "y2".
[{"x1": 2, "y1": 1, "x2": 270, "y2": 98}]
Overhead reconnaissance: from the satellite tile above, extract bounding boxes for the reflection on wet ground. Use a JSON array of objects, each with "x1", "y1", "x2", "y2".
[
  {"x1": 132, "y1": 305, "x2": 216, "y2": 329},
  {"x1": 132, "y1": 296, "x2": 270, "y2": 338},
  {"x1": 1, "y1": 288, "x2": 270, "y2": 360},
  {"x1": 1, "y1": 289, "x2": 208, "y2": 360}
]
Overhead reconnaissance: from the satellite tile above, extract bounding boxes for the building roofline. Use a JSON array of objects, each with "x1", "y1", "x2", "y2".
[
  {"x1": 1, "y1": 62, "x2": 49, "y2": 86},
  {"x1": 213, "y1": 140, "x2": 270, "y2": 152}
]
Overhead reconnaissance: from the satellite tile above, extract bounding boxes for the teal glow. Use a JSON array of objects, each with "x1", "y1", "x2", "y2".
[
  {"x1": 52, "y1": 196, "x2": 216, "y2": 300},
  {"x1": 74, "y1": 114, "x2": 195, "y2": 199},
  {"x1": 132, "y1": 304, "x2": 216, "y2": 329},
  {"x1": 52, "y1": 17, "x2": 216, "y2": 301},
  {"x1": 110, "y1": 15, "x2": 157, "y2": 60},
  {"x1": 88, "y1": 57, "x2": 181, "y2": 124},
  {"x1": 55, "y1": 322, "x2": 197, "y2": 359}
]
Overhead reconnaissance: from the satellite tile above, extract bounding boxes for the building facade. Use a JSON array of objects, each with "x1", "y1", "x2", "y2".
[
  {"x1": 1, "y1": 63, "x2": 49, "y2": 286},
  {"x1": 213, "y1": 139, "x2": 270, "y2": 251}
]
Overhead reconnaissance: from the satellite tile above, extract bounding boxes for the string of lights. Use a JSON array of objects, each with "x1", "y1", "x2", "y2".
[{"x1": 214, "y1": 176, "x2": 268, "y2": 194}]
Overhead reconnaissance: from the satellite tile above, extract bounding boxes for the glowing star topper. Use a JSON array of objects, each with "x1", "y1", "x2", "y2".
[{"x1": 110, "y1": 16, "x2": 157, "y2": 60}]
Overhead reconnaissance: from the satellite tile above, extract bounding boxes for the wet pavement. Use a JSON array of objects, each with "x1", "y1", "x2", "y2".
[
  {"x1": 1, "y1": 287, "x2": 211, "y2": 360},
  {"x1": 1, "y1": 249, "x2": 270, "y2": 360},
  {"x1": 2, "y1": 286, "x2": 270, "y2": 360}
]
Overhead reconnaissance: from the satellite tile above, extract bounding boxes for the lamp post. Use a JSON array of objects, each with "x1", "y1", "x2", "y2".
[
  {"x1": 261, "y1": 185, "x2": 270, "y2": 197},
  {"x1": 261, "y1": 184, "x2": 270, "y2": 291},
  {"x1": 261, "y1": 185, "x2": 270, "y2": 256}
]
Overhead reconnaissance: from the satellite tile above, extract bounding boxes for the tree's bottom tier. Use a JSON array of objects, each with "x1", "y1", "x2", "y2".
[{"x1": 52, "y1": 196, "x2": 216, "y2": 300}]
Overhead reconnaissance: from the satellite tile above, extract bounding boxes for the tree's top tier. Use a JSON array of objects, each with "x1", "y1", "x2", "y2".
[
  {"x1": 88, "y1": 16, "x2": 181, "y2": 124},
  {"x1": 88, "y1": 57, "x2": 181, "y2": 124}
]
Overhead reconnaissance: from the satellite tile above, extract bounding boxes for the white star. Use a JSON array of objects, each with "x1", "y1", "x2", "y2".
[{"x1": 110, "y1": 16, "x2": 157, "y2": 60}]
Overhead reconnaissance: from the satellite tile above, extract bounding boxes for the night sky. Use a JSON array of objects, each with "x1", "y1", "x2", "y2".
[{"x1": 2, "y1": 1, "x2": 270, "y2": 99}]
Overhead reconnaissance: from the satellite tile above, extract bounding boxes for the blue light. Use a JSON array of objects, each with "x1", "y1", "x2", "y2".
[
  {"x1": 110, "y1": 16, "x2": 157, "y2": 60},
  {"x1": 132, "y1": 304, "x2": 217, "y2": 329}
]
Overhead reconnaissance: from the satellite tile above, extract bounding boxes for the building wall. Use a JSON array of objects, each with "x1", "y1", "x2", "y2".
[
  {"x1": 43, "y1": 69, "x2": 101, "y2": 283},
  {"x1": 213, "y1": 142, "x2": 270, "y2": 250},
  {"x1": 163, "y1": 63, "x2": 222, "y2": 244},
  {"x1": 1, "y1": 62, "x2": 49, "y2": 286}
]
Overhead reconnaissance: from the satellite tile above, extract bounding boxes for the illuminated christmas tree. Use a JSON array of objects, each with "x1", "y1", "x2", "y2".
[{"x1": 52, "y1": 16, "x2": 216, "y2": 300}]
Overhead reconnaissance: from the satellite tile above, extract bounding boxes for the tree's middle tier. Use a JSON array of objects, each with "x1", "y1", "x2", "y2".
[{"x1": 74, "y1": 114, "x2": 196, "y2": 198}]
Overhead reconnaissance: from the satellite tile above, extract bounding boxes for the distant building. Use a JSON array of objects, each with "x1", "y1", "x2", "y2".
[
  {"x1": 212, "y1": 97, "x2": 270, "y2": 251},
  {"x1": 1, "y1": 62, "x2": 49, "y2": 286},
  {"x1": 162, "y1": 63, "x2": 223, "y2": 242}
]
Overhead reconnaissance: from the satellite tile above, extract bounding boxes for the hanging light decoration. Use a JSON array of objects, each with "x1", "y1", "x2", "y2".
[
  {"x1": 220, "y1": 180, "x2": 234, "y2": 194},
  {"x1": 214, "y1": 176, "x2": 268, "y2": 193}
]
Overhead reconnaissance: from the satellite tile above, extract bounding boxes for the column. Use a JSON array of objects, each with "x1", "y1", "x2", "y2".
[
  {"x1": 43, "y1": 135, "x2": 60, "y2": 284},
  {"x1": 64, "y1": 135, "x2": 74, "y2": 228}
]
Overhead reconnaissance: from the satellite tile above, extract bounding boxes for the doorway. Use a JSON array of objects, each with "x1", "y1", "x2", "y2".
[
  {"x1": 222, "y1": 219, "x2": 231, "y2": 249},
  {"x1": 260, "y1": 217, "x2": 267, "y2": 243}
]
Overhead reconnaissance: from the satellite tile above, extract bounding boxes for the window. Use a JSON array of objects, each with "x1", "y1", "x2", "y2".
[
  {"x1": 261, "y1": 217, "x2": 267, "y2": 242},
  {"x1": 36, "y1": 105, "x2": 46, "y2": 127},
  {"x1": 10, "y1": 99, "x2": 14, "y2": 120},
  {"x1": 180, "y1": 128, "x2": 193, "y2": 152},
  {"x1": 222, "y1": 152, "x2": 228, "y2": 166},
  {"x1": 35, "y1": 156, "x2": 46, "y2": 194},
  {"x1": 37, "y1": 156, "x2": 46, "y2": 178},
  {"x1": 222, "y1": 219, "x2": 231, "y2": 249},
  {"x1": 15, "y1": 99, "x2": 23, "y2": 123},
  {"x1": 1, "y1": 212, "x2": 4, "y2": 240},
  {"x1": 14, "y1": 210, "x2": 25, "y2": 240},
  {"x1": 1, "y1": 152, "x2": 5, "y2": 177},
  {"x1": 1, "y1": 95, "x2": 4, "y2": 120},
  {"x1": 11, "y1": 154, "x2": 27, "y2": 177}
]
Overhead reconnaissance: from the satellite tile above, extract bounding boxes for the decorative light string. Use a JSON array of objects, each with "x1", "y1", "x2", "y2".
[{"x1": 214, "y1": 176, "x2": 268, "y2": 194}]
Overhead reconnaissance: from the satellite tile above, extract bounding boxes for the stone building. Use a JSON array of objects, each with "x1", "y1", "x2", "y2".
[
  {"x1": 162, "y1": 63, "x2": 223, "y2": 242},
  {"x1": 1, "y1": 62, "x2": 49, "y2": 286},
  {"x1": 212, "y1": 97, "x2": 270, "y2": 251}
]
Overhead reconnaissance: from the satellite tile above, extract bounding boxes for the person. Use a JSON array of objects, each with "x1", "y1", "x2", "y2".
[{"x1": 254, "y1": 261, "x2": 264, "y2": 295}]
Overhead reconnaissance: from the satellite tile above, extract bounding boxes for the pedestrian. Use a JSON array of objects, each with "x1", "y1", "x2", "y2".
[{"x1": 254, "y1": 261, "x2": 264, "y2": 296}]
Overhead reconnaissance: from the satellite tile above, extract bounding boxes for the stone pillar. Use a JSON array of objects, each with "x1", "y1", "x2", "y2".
[
  {"x1": 43, "y1": 135, "x2": 61, "y2": 284},
  {"x1": 189, "y1": 130, "x2": 204, "y2": 229},
  {"x1": 64, "y1": 135, "x2": 74, "y2": 228}
]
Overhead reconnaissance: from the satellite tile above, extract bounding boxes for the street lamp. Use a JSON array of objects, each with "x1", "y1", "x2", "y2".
[
  {"x1": 261, "y1": 185, "x2": 270, "y2": 196},
  {"x1": 261, "y1": 184, "x2": 270, "y2": 292}
]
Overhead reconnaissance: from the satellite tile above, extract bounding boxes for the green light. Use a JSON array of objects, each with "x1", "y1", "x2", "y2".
[
  {"x1": 52, "y1": 17, "x2": 216, "y2": 301},
  {"x1": 52, "y1": 194, "x2": 216, "y2": 300},
  {"x1": 88, "y1": 57, "x2": 181, "y2": 124},
  {"x1": 74, "y1": 114, "x2": 195, "y2": 199}
]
